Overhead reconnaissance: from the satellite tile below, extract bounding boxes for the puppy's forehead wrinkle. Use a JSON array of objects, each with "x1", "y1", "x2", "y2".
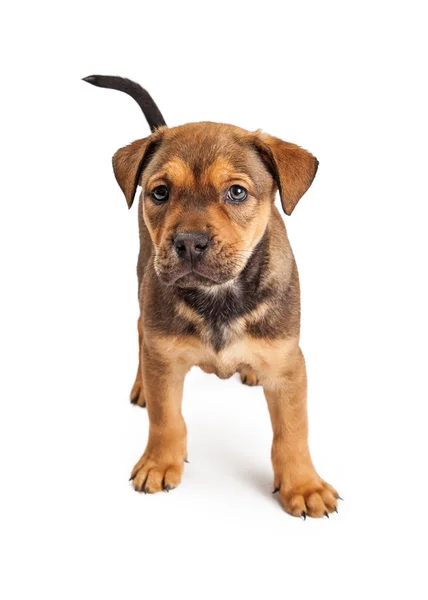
[{"x1": 148, "y1": 121, "x2": 271, "y2": 190}]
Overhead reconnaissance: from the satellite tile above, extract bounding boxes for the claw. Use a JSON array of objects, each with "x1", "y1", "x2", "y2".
[
  {"x1": 301, "y1": 511, "x2": 307, "y2": 520},
  {"x1": 334, "y1": 506, "x2": 338, "y2": 513},
  {"x1": 337, "y1": 495, "x2": 344, "y2": 501},
  {"x1": 129, "y1": 475, "x2": 135, "y2": 481},
  {"x1": 184, "y1": 458, "x2": 189, "y2": 463},
  {"x1": 164, "y1": 485, "x2": 171, "y2": 493},
  {"x1": 272, "y1": 487, "x2": 280, "y2": 494},
  {"x1": 324, "y1": 511, "x2": 329, "y2": 518},
  {"x1": 143, "y1": 487, "x2": 150, "y2": 494}
]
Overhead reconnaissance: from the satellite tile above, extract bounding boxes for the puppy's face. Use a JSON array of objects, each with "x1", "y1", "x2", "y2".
[
  {"x1": 142, "y1": 123, "x2": 275, "y2": 287},
  {"x1": 113, "y1": 122, "x2": 318, "y2": 288}
]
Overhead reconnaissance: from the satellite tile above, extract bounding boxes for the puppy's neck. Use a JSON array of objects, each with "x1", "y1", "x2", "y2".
[{"x1": 236, "y1": 229, "x2": 271, "y2": 294}]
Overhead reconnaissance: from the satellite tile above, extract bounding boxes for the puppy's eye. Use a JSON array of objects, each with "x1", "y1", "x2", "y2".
[
  {"x1": 227, "y1": 185, "x2": 248, "y2": 203},
  {"x1": 151, "y1": 185, "x2": 170, "y2": 203}
]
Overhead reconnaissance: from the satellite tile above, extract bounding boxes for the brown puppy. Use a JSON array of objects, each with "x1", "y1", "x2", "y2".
[{"x1": 84, "y1": 76, "x2": 339, "y2": 518}]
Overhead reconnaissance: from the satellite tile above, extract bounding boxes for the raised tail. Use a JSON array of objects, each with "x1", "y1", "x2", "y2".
[{"x1": 82, "y1": 75, "x2": 166, "y2": 132}]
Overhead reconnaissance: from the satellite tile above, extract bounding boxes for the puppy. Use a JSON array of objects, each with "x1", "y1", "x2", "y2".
[{"x1": 84, "y1": 75, "x2": 339, "y2": 518}]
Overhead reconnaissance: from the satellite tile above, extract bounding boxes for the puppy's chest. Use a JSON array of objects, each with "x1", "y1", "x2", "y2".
[
  {"x1": 163, "y1": 288, "x2": 297, "y2": 381},
  {"x1": 178, "y1": 286, "x2": 269, "y2": 353},
  {"x1": 191, "y1": 332, "x2": 266, "y2": 379},
  {"x1": 180, "y1": 327, "x2": 292, "y2": 382}
]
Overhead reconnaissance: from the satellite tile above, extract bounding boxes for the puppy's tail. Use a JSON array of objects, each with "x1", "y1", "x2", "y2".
[{"x1": 82, "y1": 75, "x2": 166, "y2": 132}]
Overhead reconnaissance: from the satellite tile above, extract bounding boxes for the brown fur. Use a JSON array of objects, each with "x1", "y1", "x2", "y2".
[{"x1": 113, "y1": 121, "x2": 338, "y2": 517}]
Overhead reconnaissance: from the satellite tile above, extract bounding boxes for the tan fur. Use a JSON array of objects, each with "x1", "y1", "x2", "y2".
[
  {"x1": 201, "y1": 157, "x2": 255, "y2": 192},
  {"x1": 147, "y1": 158, "x2": 195, "y2": 189}
]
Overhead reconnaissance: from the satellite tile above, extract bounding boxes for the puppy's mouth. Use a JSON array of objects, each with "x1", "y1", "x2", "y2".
[{"x1": 161, "y1": 265, "x2": 228, "y2": 287}]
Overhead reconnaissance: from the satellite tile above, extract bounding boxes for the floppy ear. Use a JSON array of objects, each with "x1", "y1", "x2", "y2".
[
  {"x1": 254, "y1": 132, "x2": 318, "y2": 215},
  {"x1": 112, "y1": 134, "x2": 162, "y2": 208}
]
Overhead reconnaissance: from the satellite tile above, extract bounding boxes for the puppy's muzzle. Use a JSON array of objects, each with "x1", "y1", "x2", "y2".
[{"x1": 173, "y1": 231, "x2": 210, "y2": 263}]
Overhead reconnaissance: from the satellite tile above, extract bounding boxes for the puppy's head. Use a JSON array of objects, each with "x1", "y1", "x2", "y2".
[{"x1": 113, "y1": 122, "x2": 317, "y2": 287}]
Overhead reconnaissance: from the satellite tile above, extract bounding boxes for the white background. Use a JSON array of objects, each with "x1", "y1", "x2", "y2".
[{"x1": 1, "y1": 1, "x2": 427, "y2": 598}]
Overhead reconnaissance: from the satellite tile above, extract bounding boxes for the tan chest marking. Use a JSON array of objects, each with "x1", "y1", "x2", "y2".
[{"x1": 151, "y1": 333, "x2": 298, "y2": 383}]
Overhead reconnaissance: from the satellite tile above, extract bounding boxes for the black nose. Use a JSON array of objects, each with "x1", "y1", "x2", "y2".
[{"x1": 173, "y1": 231, "x2": 210, "y2": 262}]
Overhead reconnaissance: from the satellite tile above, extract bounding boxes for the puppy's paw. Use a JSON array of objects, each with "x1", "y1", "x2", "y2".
[
  {"x1": 130, "y1": 451, "x2": 185, "y2": 493},
  {"x1": 130, "y1": 379, "x2": 146, "y2": 407},
  {"x1": 274, "y1": 475, "x2": 340, "y2": 518},
  {"x1": 240, "y1": 366, "x2": 260, "y2": 386}
]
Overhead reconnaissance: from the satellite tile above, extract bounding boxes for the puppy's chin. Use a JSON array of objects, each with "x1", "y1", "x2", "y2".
[
  {"x1": 155, "y1": 266, "x2": 237, "y2": 288},
  {"x1": 173, "y1": 272, "x2": 230, "y2": 289}
]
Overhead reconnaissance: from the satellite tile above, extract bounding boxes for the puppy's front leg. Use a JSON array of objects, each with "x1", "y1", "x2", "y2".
[
  {"x1": 131, "y1": 343, "x2": 189, "y2": 493},
  {"x1": 264, "y1": 347, "x2": 339, "y2": 518}
]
